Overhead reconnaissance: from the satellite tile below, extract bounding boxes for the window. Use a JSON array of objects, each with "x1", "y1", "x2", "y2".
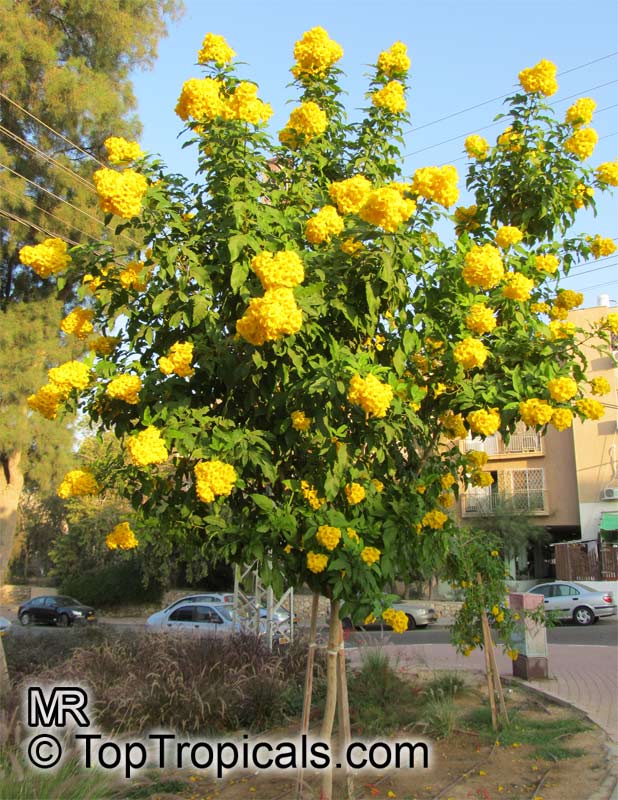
[
  {"x1": 195, "y1": 606, "x2": 223, "y2": 624},
  {"x1": 169, "y1": 607, "x2": 194, "y2": 622},
  {"x1": 530, "y1": 585, "x2": 552, "y2": 597},
  {"x1": 29, "y1": 597, "x2": 46, "y2": 607}
]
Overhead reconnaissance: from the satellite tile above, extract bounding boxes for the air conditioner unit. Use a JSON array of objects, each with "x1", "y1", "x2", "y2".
[{"x1": 600, "y1": 487, "x2": 618, "y2": 501}]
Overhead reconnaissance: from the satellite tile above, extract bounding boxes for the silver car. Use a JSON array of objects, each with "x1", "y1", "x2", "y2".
[
  {"x1": 343, "y1": 602, "x2": 438, "y2": 631},
  {"x1": 528, "y1": 581, "x2": 617, "y2": 625},
  {"x1": 146, "y1": 601, "x2": 240, "y2": 635}
]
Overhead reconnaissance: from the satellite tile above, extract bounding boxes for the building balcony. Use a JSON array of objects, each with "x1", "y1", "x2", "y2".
[
  {"x1": 460, "y1": 427, "x2": 543, "y2": 459},
  {"x1": 461, "y1": 489, "x2": 549, "y2": 516}
]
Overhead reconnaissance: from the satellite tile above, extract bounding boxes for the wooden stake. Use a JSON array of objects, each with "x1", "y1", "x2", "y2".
[
  {"x1": 487, "y1": 635, "x2": 509, "y2": 724},
  {"x1": 320, "y1": 600, "x2": 341, "y2": 800},
  {"x1": 296, "y1": 592, "x2": 320, "y2": 800},
  {"x1": 337, "y1": 620, "x2": 354, "y2": 800},
  {"x1": 480, "y1": 609, "x2": 498, "y2": 730}
]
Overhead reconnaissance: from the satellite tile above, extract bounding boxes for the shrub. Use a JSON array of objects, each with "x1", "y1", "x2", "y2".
[{"x1": 59, "y1": 559, "x2": 163, "y2": 608}]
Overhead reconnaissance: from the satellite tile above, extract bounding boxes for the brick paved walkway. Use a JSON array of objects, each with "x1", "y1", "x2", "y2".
[{"x1": 346, "y1": 642, "x2": 618, "y2": 742}]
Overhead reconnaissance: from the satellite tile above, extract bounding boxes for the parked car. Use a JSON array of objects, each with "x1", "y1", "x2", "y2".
[
  {"x1": 343, "y1": 602, "x2": 438, "y2": 631},
  {"x1": 146, "y1": 601, "x2": 239, "y2": 635},
  {"x1": 156, "y1": 593, "x2": 235, "y2": 617},
  {"x1": 0, "y1": 617, "x2": 12, "y2": 634},
  {"x1": 528, "y1": 581, "x2": 617, "y2": 625},
  {"x1": 18, "y1": 596, "x2": 96, "y2": 627}
]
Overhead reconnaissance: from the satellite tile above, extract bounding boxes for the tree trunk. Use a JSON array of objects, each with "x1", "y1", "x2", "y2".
[
  {"x1": 320, "y1": 599, "x2": 340, "y2": 800},
  {"x1": 0, "y1": 450, "x2": 23, "y2": 587}
]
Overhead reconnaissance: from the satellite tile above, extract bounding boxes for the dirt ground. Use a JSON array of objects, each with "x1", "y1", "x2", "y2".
[{"x1": 127, "y1": 676, "x2": 612, "y2": 800}]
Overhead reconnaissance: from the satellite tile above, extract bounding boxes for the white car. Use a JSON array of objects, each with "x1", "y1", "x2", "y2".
[
  {"x1": 147, "y1": 601, "x2": 240, "y2": 634},
  {"x1": 155, "y1": 592, "x2": 235, "y2": 617},
  {"x1": 528, "y1": 582, "x2": 617, "y2": 625}
]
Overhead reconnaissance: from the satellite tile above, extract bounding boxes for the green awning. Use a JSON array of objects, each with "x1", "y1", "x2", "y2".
[{"x1": 600, "y1": 512, "x2": 618, "y2": 531}]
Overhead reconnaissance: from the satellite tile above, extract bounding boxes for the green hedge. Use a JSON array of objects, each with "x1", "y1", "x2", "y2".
[{"x1": 59, "y1": 559, "x2": 163, "y2": 608}]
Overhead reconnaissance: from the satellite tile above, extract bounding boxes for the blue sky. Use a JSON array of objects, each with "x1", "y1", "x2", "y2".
[{"x1": 131, "y1": 0, "x2": 618, "y2": 307}]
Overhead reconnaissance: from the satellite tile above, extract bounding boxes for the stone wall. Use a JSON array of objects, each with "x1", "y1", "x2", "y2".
[{"x1": 0, "y1": 585, "x2": 56, "y2": 605}]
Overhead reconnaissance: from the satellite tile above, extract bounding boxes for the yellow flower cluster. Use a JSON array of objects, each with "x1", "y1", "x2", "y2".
[
  {"x1": 47, "y1": 361, "x2": 91, "y2": 395},
  {"x1": 301, "y1": 481, "x2": 325, "y2": 510},
  {"x1": 590, "y1": 377, "x2": 611, "y2": 396},
  {"x1": 465, "y1": 304, "x2": 497, "y2": 335},
  {"x1": 471, "y1": 471, "x2": 493, "y2": 487},
  {"x1": 576, "y1": 398, "x2": 605, "y2": 420},
  {"x1": 358, "y1": 186, "x2": 416, "y2": 232},
  {"x1": 555, "y1": 289, "x2": 583, "y2": 310},
  {"x1": 106, "y1": 374, "x2": 142, "y2": 405},
  {"x1": 454, "y1": 204, "x2": 480, "y2": 233},
  {"x1": 197, "y1": 33, "x2": 236, "y2": 65},
  {"x1": 422, "y1": 509, "x2": 448, "y2": 529},
  {"x1": 412, "y1": 165, "x2": 459, "y2": 208},
  {"x1": 291, "y1": 410, "x2": 311, "y2": 431},
  {"x1": 453, "y1": 338, "x2": 488, "y2": 370},
  {"x1": 467, "y1": 408, "x2": 501, "y2": 436},
  {"x1": 158, "y1": 342, "x2": 195, "y2": 378},
  {"x1": 497, "y1": 126, "x2": 523, "y2": 152},
  {"x1": 316, "y1": 525, "x2": 341, "y2": 551},
  {"x1": 462, "y1": 244, "x2": 504, "y2": 289},
  {"x1": 281, "y1": 101, "x2": 328, "y2": 143},
  {"x1": 345, "y1": 528, "x2": 360, "y2": 544},
  {"x1": 104, "y1": 136, "x2": 143, "y2": 164},
  {"x1": 464, "y1": 134, "x2": 490, "y2": 160},
  {"x1": 60, "y1": 308, "x2": 94, "y2": 340},
  {"x1": 495, "y1": 226, "x2": 523, "y2": 250},
  {"x1": 440, "y1": 411, "x2": 467, "y2": 440},
  {"x1": 292, "y1": 27, "x2": 343, "y2": 77},
  {"x1": 467, "y1": 450, "x2": 489, "y2": 467},
  {"x1": 93, "y1": 168, "x2": 148, "y2": 219},
  {"x1": 572, "y1": 183, "x2": 594, "y2": 209},
  {"x1": 305, "y1": 206, "x2": 344, "y2": 244},
  {"x1": 549, "y1": 320, "x2": 576, "y2": 339},
  {"x1": 57, "y1": 469, "x2": 100, "y2": 499},
  {"x1": 89, "y1": 336, "x2": 120, "y2": 356},
  {"x1": 361, "y1": 546, "x2": 381, "y2": 566},
  {"x1": 377, "y1": 41, "x2": 410, "y2": 76},
  {"x1": 221, "y1": 82, "x2": 273, "y2": 125},
  {"x1": 194, "y1": 459, "x2": 238, "y2": 503},
  {"x1": 347, "y1": 374, "x2": 393, "y2": 419},
  {"x1": 534, "y1": 254, "x2": 560, "y2": 275},
  {"x1": 119, "y1": 260, "x2": 150, "y2": 291},
  {"x1": 372, "y1": 478, "x2": 384, "y2": 492},
  {"x1": 340, "y1": 237, "x2": 364, "y2": 255},
  {"x1": 372, "y1": 81, "x2": 406, "y2": 114},
  {"x1": 589, "y1": 235, "x2": 616, "y2": 258},
  {"x1": 175, "y1": 77, "x2": 224, "y2": 121},
  {"x1": 236, "y1": 288, "x2": 302, "y2": 345},
  {"x1": 27, "y1": 384, "x2": 63, "y2": 419},
  {"x1": 106, "y1": 522, "x2": 138, "y2": 550},
  {"x1": 564, "y1": 128, "x2": 598, "y2": 160},
  {"x1": 502, "y1": 272, "x2": 534, "y2": 302},
  {"x1": 441, "y1": 473, "x2": 456, "y2": 489},
  {"x1": 382, "y1": 608, "x2": 408, "y2": 634},
  {"x1": 126, "y1": 426, "x2": 168, "y2": 466},
  {"x1": 345, "y1": 482, "x2": 366, "y2": 505},
  {"x1": 519, "y1": 398, "x2": 553, "y2": 427},
  {"x1": 518, "y1": 59, "x2": 558, "y2": 96},
  {"x1": 530, "y1": 302, "x2": 551, "y2": 315},
  {"x1": 306, "y1": 551, "x2": 328, "y2": 573},
  {"x1": 547, "y1": 376, "x2": 577, "y2": 403},
  {"x1": 595, "y1": 161, "x2": 618, "y2": 186},
  {"x1": 19, "y1": 238, "x2": 71, "y2": 278},
  {"x1": 551, "y1": 408, "x2": 574, "y2": 431},
  {"x1": 565, "y1": 97, "x2": 596, "y2": 128},
  {"x1": 329, "y1": 175, "x2": 372, "y2": 214},
  {"x1": 602, "y1": 313, "x2": 618, "y2": 333}
]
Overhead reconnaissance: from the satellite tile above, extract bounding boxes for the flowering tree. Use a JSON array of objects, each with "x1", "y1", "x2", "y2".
[{"x1": 19, "y1": 27, "x2": 618, "y2": 793}]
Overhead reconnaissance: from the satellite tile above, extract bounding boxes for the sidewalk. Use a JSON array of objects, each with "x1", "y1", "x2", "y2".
[{"x1": 345, "y1": 641, "x2": 618, "y2": 742}]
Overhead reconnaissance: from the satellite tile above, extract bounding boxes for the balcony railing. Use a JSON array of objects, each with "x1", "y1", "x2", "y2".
[
  {"x1": 460, "y1": 429, "x2": 542, "y2": 457},
  {"x1": 461, "y1": 489, "x2": 548, "y2": 516}
]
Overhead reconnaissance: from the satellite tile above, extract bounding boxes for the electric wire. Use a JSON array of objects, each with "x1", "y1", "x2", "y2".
[{"x1": 0, "y1": 207, "x2": 79, "y2": 245}]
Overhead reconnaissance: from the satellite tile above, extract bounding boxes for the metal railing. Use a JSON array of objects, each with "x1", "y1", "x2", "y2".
[
  {"x1": 461, "y1": 489, "x2": 548, "y2": 515},
  {"x1": 460, "y1": 429, "x2": 542, "y2": 457}
]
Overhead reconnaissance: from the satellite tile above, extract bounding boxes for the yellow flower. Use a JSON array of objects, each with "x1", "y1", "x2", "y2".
[
  {"x1": 502, "y1": 272, "x2": 534, "y2": 302},
  {"x1": 27, "y1": 384, "x2": 64, "y2": 419},
  {"x1": 554, "y1": 289, "x2": 583, "y2": 310},
  {"x1": 345, "y1": 482, "x2": 366, "y2": 505},
  {"x1": 601, "y1": 313, "x2": 618, "y2": 333},
  {"x1": 305, "y1": 206, "x2": 344, "y2": 244},
  {"x1": 534, "y1": 254, "x2": 560, "y2": 275},
  {"x1": 595, "y1": 161, "x2": 618, "y2": 186},
  {"x1": 497, "y1": 126, "x2": 524, "y2": 151},
  {"x1": 453, "y1": 338, "x2": 488, "y2": 370},
  {"x1": 462, "y1": 244, "x2": 504, "y2": 289},
  {"x1": 467, "y1": 408, "x2": 501, "y2": 436},
  {"x1": 48, "y1": 361, "x2": 91, "y2": 396},
  {"x1": 372, "y1": 80, "x2": 407, "y2": 114},
  {"x1": 345, "y1": 528, "x2": 360, "y2": 543},
  {"x1": 412, "y1": 165, "x2": 459, "y2": 208},
  {"x1": 236, "y1": 288, "x2": 302, "y2": 345},
  {"x1": 359, "y1": 186, "x2": 416, "y2": 231},
  {"x1": 467, "y1": 450, "x2": 489, "y2": 467},
  {"x1": 471, "y1": 471, "x2": 493, "y2": 487},
  {"x1": 118, "y1": 259, "x2": 151, "y2": 291},
  {"x1": 465, "y1": 304, "x2": 497, "y2": 335},
  {"x1": 548, "y1": 320, "x2": 576, "y2": 340},
  {"x1": 93, "y1": 168, "x2": 148, "y2": 219},
  {"x1": 377, "y1": 42, "x2": 410, "y2": 76},
  {"x1": 222, "y1": 82, "x2": 273, "y2": 125},
  {"x1": 197, "y1": 33, "x2": 236, "y2": 65},
  {"x1": 126, "y1": 427, "x2": 168, "y2": 467},
  {"x1": 422, "y1": 509, "x2": 449, "y2": 529},
  {"x1": 251, "y1": 251, "x2": 304, "y2": 289},
  {"x1": 284, "y1": 544, "x2": 293, "y2": 554},
  {"x1": 291, "y1": 410, "x2": 311, "y2": 432},
  {"x1": 440, "y1": 411, "x2": 467, "y2": 440},
  {"x1": 158, "y1": 342, "x2": 195, "y2": 378},
  {"x1": 589, "y1": 235, "x2": 616, "y2": 258},
  {"x1": 464, "y1": 134, "x2": 490, "y2": 160},
  {"x1": 454, "y1": 204, "x2": 480, "y2": 233},
  {"x1": 194, "y1": 460, "x2": 238, "y2": 502},
  {"x1": 495, "y1": 226, "x2": 523, "y2": 249},
  {"x1": 58, "y1": 469, "x2": 100, "y2": 499},
  {"x1": 590, "y1": 376, "x2": 611, "y2": 396},
  {"x1": 340, "y1": 237, "x2": 364, "y2": 255},
  {"x1": 19, "y1": 238, "x2": 71, "y2": 278},
  {"x1": 106, "y1": 374, "x2": 142, "y2": 405},
  {"x1": 104, "y1": 136, "x2": 143, "y2": 164},
  {"x1": 518, "y1": 59, "x2": 558, "y2": 96},
  {"x1": 347, "y1": 374, "x2": 393, "y2": 419},
  {"x1": 292, "y1": 27, "x2": 343, "y2": 78},
  {"x1": 576, "y1": 398, "x2": 605, "y2": 420},
  {"x1": 572, "y1": 183, "x2": 594, "y2": 209},
  {"x1": 372, "y1": 478, "x2": 384, "y2": 493},
  {"x1": 329, "y1": 175, "x2": 372, "y2": 215},
  {"x1": 316, "y1": 525, "x2": 341, "y2": 551},
  {"x1": 382, "y1": 608, "x2": 408, "y2": 633},
  {"x1": 507, "y1": 648, "x2": 519, "y2": 661},
  {"x1": 301, "y1": 481, "x2": 325, "y2": 510},
  {"x1": 175, "y1": 77, "x2": 224, "y2": 121},
  {"x1": 282, "y1": 101, "x2": 328, "y2": 141},
  {"x1": 547, "y1": 376, "x2": 577, "y2": 403},
  {"x1": 106, "y1": 522, "x2": 138, "y2": 550},
  {"x1": 491, "y1": 550, "x2": 499, "y2": 556},
  {"x1": 519, "y1": 398, "x2": 554, "y2": 427},
  {"x1": 565, "y1": 98, "x2": 596, "y2": 128},
  {"x1": 60, "y1": 308, "x2": 94, "y2": 340},
  {"x1": 551, "y1": 408, "x2": 573, "y2": 431},
  {"x1": 307, "y1": 551, "x2": 328, "y2": 573},
  {"x1": 564, "y1": 128, "x2": 598, "y2": 160}
]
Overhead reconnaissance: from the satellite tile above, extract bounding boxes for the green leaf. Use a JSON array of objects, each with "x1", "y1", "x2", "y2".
[
  {"x1": 251, "y1": 493, "x2": 275, "y2": 512},
  {"x1": 228, "y1": 233, "x2": 247, "y2": 263},
  {"x1": 191, "y1": 295, "x2": 210, "y2": 326},
  {"x1": 152, "y1": 289, "x2": 173, "y2": 314},
  {"x1": 392, "y1": 348, "x2": 406, "y2": 376},
  {"x1": 230, "y1": 260, "x2": 249, "y2": 293}
]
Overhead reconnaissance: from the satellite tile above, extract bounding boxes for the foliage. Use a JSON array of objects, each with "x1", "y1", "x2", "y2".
[
  {"x1": 420, "y1": 688, "x2": 460, "y2": 739},
  {"x1": 471, "y1": 496, "x2": 550, "y2": 562},
  {"x1": 23, "y1": 30, "x2": 617, "y2": 641},
  {"x1": 9, "y1": 489, "x2": 66, "y2": 580},
  {"x1": 58, "y1": 558, "x2": 163, "y2": 607}
]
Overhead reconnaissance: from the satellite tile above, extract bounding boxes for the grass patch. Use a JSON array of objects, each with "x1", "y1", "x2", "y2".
[
  {"x1": 421, "y1": 688, "x2": 460, "y2": 738},
  {"x1": 0, "y1": 753, "x2": 119, "y2": 800},
  {"x1": 464, "y1": 706, "x2": 590, "y2": 759},
  {"x1": 423, "y1": 671, "x2": 469, "y2": 700}
]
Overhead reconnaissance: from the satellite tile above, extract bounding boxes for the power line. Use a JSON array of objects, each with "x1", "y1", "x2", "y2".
[
  {"x1": 562, "y1": 259, "x2": 618, "y2": 280},
  {"x1": 0, "y1": 207, "x2": 79, "y2": 245}
]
